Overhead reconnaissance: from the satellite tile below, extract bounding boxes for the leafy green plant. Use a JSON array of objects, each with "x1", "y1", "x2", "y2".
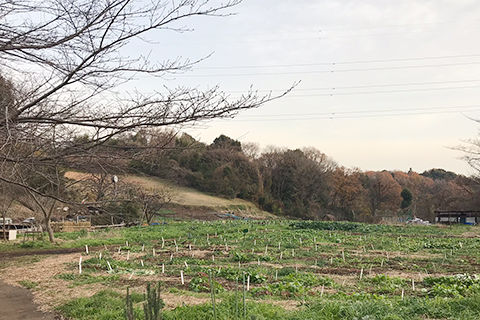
[
  {"x1": 423, "y1": 274, "x2": 480, "y2": 297},
  {"x1": 190, "y1": 275, "x2": 225, "y2": 294}
]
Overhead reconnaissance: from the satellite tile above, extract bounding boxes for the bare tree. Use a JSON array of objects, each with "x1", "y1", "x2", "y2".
[
  {"x1": 0, "y1": 0, "x2": 292, "y2": 241},
  {"x1": 136, "y1": 186, "x2": 177, "y2": 225},
  {"x1": 0, "y1": 0, "x2": 288, "y2": 163},
  {"x1": 0, "y1": 0, "x2": 291, "y2": 186}
]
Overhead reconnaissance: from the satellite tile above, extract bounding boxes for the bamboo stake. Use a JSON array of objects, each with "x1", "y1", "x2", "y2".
[{"x1": 243, "y1": 273, "x2": 247, "y2": 320}]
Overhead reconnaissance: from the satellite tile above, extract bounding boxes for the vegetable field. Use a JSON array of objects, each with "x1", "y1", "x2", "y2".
[{"x1": 2, "y1": 220, "x2": 480, "y2": 319}]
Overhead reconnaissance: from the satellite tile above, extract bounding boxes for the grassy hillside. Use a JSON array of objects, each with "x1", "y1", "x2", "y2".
[{"x1": 65, "y1": 172, "x2": 275, "y2": 219}]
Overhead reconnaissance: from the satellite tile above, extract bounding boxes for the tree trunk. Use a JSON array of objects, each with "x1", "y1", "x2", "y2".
[
  {"x1": 1, "y1": 213, "x2": 6, "y2": 242},
  {"x1": 45, "y1": 218, "x2": 55, "y2": 243}
]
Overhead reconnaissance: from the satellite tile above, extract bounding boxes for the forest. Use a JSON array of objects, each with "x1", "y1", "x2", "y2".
[{"x1": 101, "y1": 130, "x2": 479, "y2": 223}]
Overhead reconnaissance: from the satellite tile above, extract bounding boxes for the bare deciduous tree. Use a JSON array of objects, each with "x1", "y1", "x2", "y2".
[
  {"x1": 0, "y1": 0, "x2": 292, "y2": 241},
  {"x1": 0, "y1": 0, "x2": 291, "y2": 185},
  {"x1": 136, "y1": 186, "x2": 177, "y2": 225}
]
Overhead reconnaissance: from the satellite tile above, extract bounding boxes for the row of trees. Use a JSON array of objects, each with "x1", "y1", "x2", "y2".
[{"x1": 125, "y1": 131, "x2": 479, "y2": 222}]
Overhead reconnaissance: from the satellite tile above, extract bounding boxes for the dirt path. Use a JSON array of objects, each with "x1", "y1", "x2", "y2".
[{"x1": 0, "y1": 281, "x2": 57, "y2": 320}]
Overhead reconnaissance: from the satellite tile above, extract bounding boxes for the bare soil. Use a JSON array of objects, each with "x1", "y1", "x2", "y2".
[{"x1": 0, "y1": 282, "x2": 58, "y2": 320}]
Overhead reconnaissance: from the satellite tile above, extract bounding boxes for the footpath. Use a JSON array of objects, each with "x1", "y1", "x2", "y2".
[{"x1": 0, "y1": 281, "x2": 57, "y2": 320}]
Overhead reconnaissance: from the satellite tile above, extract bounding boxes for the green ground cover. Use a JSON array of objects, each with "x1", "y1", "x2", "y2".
[{"x1": 2, "y1": 220, "x2": 480, "y2": 319}]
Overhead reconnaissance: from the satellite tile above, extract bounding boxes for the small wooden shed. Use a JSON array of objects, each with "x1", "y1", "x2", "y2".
[{"x1": 435, "y1": 210, "x2": 480, "y2": 225}]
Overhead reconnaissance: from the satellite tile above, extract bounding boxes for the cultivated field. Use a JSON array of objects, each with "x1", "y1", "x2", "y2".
[{"x1": 1, "y1": 220, "x2": 480, "y2": 319}]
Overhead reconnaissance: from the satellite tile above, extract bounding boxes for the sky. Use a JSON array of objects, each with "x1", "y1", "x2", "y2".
[{"x1": 129, "y1": 0, "x2": 480, "y2": 175}]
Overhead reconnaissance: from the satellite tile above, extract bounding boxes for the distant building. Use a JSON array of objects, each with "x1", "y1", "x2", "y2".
[{"x1": 435, "y1": 210, "x2": 479, "y2": 225}]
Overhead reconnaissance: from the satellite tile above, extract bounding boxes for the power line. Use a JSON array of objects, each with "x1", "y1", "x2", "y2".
[
  {"x1": 231, "y1": 104, "x2": 480, "y2": 121},
  {"x1": 221, "y1": 84, "x2": 480, "y2": 99},
  {"x1": 177, "y1": 61, "x2": 480, "y2": 77},
  {"x1": 196, "y1": 53, "x2": 480, "y2": 70},
  {"x1": 284, "y1": 85, "x2": 480, "y2": 98},
  {"x1": 170, "y1": 27, "x2": 479, "y2": 46},
  {"x1": 222, "y1": 79, "x2": 480, "y2": 93},
  {"x1": 187, "y1": 19, "x2": 480, "y2": 38}
]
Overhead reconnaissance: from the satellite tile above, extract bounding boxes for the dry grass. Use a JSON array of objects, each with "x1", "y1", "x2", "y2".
[{"x1": 65, "y1": 171, "x2": 275, "y2": 219}]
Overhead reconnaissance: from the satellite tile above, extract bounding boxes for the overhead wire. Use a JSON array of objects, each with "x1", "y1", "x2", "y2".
[
  {"x1": 230, "y1": 104, "x2": 480, "y2": 122},
  {"x1": 195, "y1": 53, "x2": 480, "y2": 70},
  {"x1": 175, "y1": 61, "x2": 480, "y2": 77}
]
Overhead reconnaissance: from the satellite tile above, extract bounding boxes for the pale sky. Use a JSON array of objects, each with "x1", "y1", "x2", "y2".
[{"x1": 129, "y1": 0, "x2": 480, "y2": 175}]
